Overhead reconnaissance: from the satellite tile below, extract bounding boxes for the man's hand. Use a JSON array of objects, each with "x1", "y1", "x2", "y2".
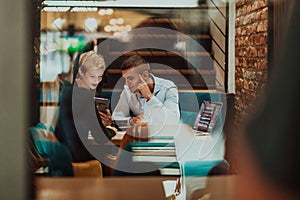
[
  {"x1": 99, "y1": 109, "x2": 112, "y2": 127},
  {"x1": 137, "y1": 74, "x2": 153, "y2": 101}
]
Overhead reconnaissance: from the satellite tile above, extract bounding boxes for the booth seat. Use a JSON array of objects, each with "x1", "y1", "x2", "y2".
[{"x1": 101, "y1": 90, "x2": 224, "y2": 127}]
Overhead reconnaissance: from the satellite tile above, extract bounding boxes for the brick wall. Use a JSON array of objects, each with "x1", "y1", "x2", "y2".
[{"x1": 235, "y1": 0, "x2": 269, "y2": 123}]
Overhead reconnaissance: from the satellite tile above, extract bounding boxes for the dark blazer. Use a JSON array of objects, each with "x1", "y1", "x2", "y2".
[{"x1": 55, "y1": 80, "x2": 116, "y2": 162}]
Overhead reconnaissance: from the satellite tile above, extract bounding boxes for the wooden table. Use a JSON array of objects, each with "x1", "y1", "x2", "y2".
[
  {"x1": 35, "y1": 176, "x2": 236, "y2": 200},
  {"x1": 35, "y1": 177, "x2": 176, "y2": 200}
]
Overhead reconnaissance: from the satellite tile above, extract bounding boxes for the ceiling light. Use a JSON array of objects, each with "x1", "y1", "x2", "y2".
[
  {"x1": 109, "y1": 18, "x2": 117, "y2": 25},
  {"x1": 71, "y1": 7, "x2": 87, "y2": 12},
  {"x1": 57, "y1": 7, "x2": 70, "y2": 12},
  {"x1": 111, "y1": 25, "x2": 118, "y2": 32},
  {"x1": 43, "y1": 7, "x2": 70, "y2": 12},
  {"x1": 98, "y1": 9, "x2": 106, "y2": 16},
  {"x1": 117, "y1": 18, "x2": 124, "y2": 25},
  {"x1": 86, "y1": 7, "x2": 97, "y2": 12},
  {"x1": 104, "y1": 25, "x2": 112, "y2": 32},
  {"x1": 125, "y1": 25, "x2": 132, "y2": 32},
  {"x1": 106, "y1": 8, "x2": 114, "y2": 15},
  {"x1": 43, "y1": 7, "x2": 58, "y2": 12}
]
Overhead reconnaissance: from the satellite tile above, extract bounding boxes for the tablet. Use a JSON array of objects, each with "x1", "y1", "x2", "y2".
[{"x1": 193, "y1": 101, "x2": 223, "y2": 135}]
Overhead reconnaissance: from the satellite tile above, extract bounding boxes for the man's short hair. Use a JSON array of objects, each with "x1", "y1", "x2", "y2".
[{"x1": 121, "y1": 55, "x2": 149, "y2": 71}]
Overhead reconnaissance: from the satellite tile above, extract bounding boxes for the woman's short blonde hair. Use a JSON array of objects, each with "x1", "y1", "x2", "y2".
[{"x1": 78, "y1": 51, "x2": 106, "y2": 75}]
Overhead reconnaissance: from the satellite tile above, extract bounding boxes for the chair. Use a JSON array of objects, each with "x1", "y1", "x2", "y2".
[
  {"x1": 28, "y1": 135, "x2": 48, "y2": 174},
  {"x1": 30, "y1": 123, "x2": 103, "y2": 177},
  {"x1": 30, "y1": 123, "x2": 74, "y2": 176},
  {"x1": 72, "y1": 160, "x2": 103, "y2": 177}
]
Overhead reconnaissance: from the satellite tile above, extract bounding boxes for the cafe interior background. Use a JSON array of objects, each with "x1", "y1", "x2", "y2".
[{"x1": 0, "y1": 0, "x2": 297, "y2": 199}]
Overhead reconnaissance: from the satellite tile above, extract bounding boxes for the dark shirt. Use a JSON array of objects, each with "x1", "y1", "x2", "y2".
[{"x1": 55, "y1": 80, "x2": 116, "y2": 162}]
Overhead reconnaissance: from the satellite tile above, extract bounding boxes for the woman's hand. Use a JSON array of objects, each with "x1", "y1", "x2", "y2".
[{"x1": 99, "y1": 109, "x2": 112, "y2": 127}]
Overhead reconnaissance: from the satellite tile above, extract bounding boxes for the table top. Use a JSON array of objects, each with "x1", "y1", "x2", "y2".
[
  {"x1": 35, "y1": 175, "x2": 236, "y2": 200},
  {"x1": 35, "y1": 176, "x2": 176, "y2": 200}
]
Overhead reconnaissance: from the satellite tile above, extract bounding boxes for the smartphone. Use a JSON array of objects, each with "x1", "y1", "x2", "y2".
[{"x1": 94, "y1": 97, "x2": 110, "y2": 112}]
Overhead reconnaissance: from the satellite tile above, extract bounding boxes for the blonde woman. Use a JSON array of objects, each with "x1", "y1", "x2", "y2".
[{"x1": 55, "y1": 51, "x2": 115, "y2": 162}]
